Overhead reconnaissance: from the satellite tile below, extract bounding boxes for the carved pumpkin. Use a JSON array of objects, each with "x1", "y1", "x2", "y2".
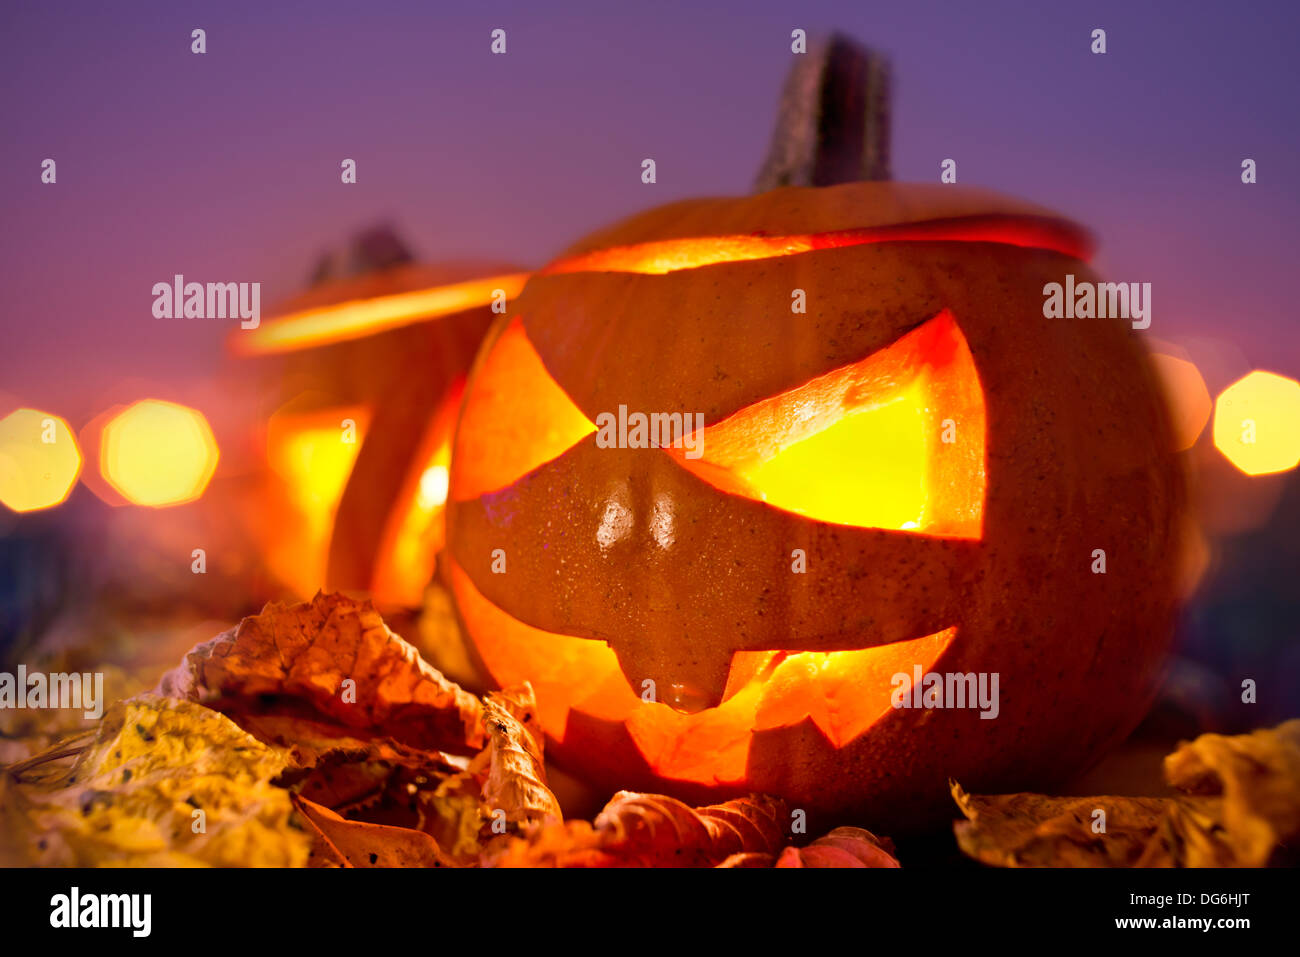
[
  {"x1": 235, "y1": 228, "x2": 526, "y2": 605},
  {"x1": 444, "y1": 181, "x2": 1186, "y2": 826}
]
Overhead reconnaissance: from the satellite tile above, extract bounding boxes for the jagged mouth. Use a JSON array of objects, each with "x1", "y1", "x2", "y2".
[{"x1": 449, "y1": 558, "x2": 958, "y2": 786}]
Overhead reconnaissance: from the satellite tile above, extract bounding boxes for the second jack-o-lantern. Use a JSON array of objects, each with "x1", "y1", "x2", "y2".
[
  {"x1": 444, "y1": 182, "x2": 1186, "y2": 827},
  {"x1": 234, "y1": 227, "x2": 526, "y2": 606}
]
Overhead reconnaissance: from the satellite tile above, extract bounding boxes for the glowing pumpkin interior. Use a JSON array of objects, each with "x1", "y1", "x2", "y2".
[
  {"x1": 262, "y1": 404, "x2": 370, "y2": 598},
  {"x1": 369, "y1": 379, "x2": 463, "y2": 605},
  {"x1": 449, "y1": 224, "x2": 1010, "y2": 784},
  {"x1": 243, "y1": 270, "x2": 524, "y2": 604}
]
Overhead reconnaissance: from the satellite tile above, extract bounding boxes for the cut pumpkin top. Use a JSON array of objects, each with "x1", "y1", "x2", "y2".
[{"x1": 546, "y1": 182, "x2": 1093, "y2": 268}]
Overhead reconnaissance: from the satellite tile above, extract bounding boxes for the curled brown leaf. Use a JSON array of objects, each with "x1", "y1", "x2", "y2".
[
  {"x1": 155, "y1": 591, "x2": 484, "y2": 756},
  {"x1": 774, "y1": 826, "x2": 899, "y2": 868},
  {"x1": 716, "y1": 826, "x2": 899, "y2": 868},
  {"x1": 479, "y1": 685, "x2": 562, "y2": 834},
  {"x1": 484, "y1": 791, "x2": 788, "y2": 867},
  {"x1": 292, "y1": 793, "x2": 454, "y2": 867}
]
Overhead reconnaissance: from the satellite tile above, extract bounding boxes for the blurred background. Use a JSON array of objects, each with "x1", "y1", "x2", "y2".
[{"x1": 1, "y1": 0, "x2": 1298, "y2": 786}]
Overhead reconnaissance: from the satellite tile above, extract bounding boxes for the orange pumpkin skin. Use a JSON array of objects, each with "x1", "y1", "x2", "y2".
[{"x1": 444, "y1": 183, "x2": 1186, "y2": 828}]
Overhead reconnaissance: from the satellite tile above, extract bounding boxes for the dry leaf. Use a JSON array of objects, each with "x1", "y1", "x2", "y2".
[
  {"x1": 485, "y1": 792, "x2": 788, "y2": 867},
  {"x1": 418, "y1": 771, "x2": 489, "y2": 866},
  {"x1": 952, "y1": 784, "x2": 1179, "y2": 867},
  {"x1": 232, "y1": 711, "x2": 466, "y2": 821},
  {"x1": 291, "y1": 793, "x2": 454, "y2": 867},
  {"x1": 480, "y1": 685, "x2": 561, "y2": 833},
  {"x1": 409, "y1": 683, "x2": 558, "y2": 863},
  {"x1": 774, "y1": 827, "x2": 899, "y2": 867},
  {"x1": 591, "y1": 792, "x2": 789, "y2": 867},
  {"x1": 717, "y1": 826, "x2": 899, "y2": 868},
  {"x1": 2, "y1": 695, "x2": 309, "y2": 867},
  {"x1": 1152, "y1": 719, "x2": 1300, "y2": 866},
  {"x1": 953, "y1": 720, "x2": 1300, "y2": 867},
  {"x1": 156, "y1": 591, "x2": 484, "y2": 756},
  {"x1": 234, "y1": 712, "x2": 464, "y2": 776}
]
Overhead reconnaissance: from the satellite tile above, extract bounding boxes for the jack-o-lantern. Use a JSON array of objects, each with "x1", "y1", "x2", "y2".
[
  {"x1": 444, "y1": 39, "x2": 1186, "y2": 826},
  {"x1": 234, "y1": 226, "x2": 526, "y2": 606}
]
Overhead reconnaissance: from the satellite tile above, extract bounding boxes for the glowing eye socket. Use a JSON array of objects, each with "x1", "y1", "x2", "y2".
[
  {"x1": 450, "y1": 317, "x2": 595, "y2": 501},
  {"x1": 732, "y1": 384, "x2": 929, "y2": 529},
  {"x1": 672, "y1": 310, "x2": 985, "y2": 536}
]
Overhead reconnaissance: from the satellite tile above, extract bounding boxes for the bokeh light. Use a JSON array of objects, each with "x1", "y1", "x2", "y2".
[
  {"x1": 101, "y1": 400, "x2": 220, "y2": 506},
  {"x1": 0, "y1": 408, "x2": 82, "y2": 512},
  {"x1": 1150, "y1": 352, "x2": 1212, "y2": 451},
  {"x1": 1212, "y1": 371, "x2": 1300, "y2": 476}
]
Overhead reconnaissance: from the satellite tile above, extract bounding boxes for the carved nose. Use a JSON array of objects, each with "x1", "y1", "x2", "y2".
[
  {"x1": 611, "y1": 640, "x2": 731, "y2": 714},
  {"x1": 590, "y1": 482, "x2": 733, "y2": 713}
]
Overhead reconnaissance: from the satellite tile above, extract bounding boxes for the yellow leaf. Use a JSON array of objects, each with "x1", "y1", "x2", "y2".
[
  {"x1": 3, "y1": 695, "x2": 309, "y2": 867},
  {"x1": 953, "y1": 720, "x2": 1300, "y2": 867}
]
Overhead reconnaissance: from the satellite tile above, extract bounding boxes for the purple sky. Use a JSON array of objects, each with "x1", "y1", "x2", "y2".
[{"x1": 2, "y1": 0, "x2": 1298, "y2": 424}]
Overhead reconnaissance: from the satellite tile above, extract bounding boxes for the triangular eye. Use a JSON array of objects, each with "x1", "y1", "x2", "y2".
[
  {"x1": 450, "y1": 316, "x2": 595, "y2": 501},
  {"x1": 668, "y1": 310, "x2": 985, "y2": 537}
]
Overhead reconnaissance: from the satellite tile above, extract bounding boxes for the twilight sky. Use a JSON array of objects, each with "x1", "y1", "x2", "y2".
[{"x1": 2, "y1": 0, "x2": 1298, "y2": 424}]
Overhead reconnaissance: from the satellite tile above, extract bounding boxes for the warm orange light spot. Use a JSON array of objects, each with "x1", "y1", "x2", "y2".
[
  {"x1": 100, "y1": 400, "x2": 219, "y2": 507},
  {"x1": 268, "y1": 411, "x2": 364, "y2": 522},
  {"x1": 1212, "y1": 371, "x2": 1300, "y2": 475},
  {"x1": 235, "y1": 273, "x2": 530, "y2": 355},
  {"x1": 1151, "y1": 352, "x2": 1211, "y2": 451},
  {"x1": 371, "y1": 381, "x2": 465, "y2": 606},
  {"x1": 264, "y1": 404, "x2": 368, "y2": 595},
  {"x1": 672, "y1": 310, "x2": 985, "y2": 535},
  {"x1": 450, "y1": 317, "x2": 596, "y2": 501},
  {"x1": 372, "y1": 458, "x2": 449, "y2": 606},
  {"x1": 0, "y1": 409, "x2": 82, "y2": 512},
  {"x1": 450, "y1": 558, "x2": 957, "y2": 786},
  {"x1": 419, "y1": 465, "x2": 450, "y2": 509},
  {"x1": 744, "y1": 628, "x2": 958, "y2": 748},
  {"x1": 545, "y1": 217, "x2": 1091, "y2": 276}
]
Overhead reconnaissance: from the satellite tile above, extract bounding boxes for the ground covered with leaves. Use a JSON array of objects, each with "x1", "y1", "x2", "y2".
[{"x1": 2, "y1": 593, "x2": 1297, "y2": 867}]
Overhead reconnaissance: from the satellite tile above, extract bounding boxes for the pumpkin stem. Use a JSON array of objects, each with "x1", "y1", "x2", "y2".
[
  {"x1": 753, "y1": 33, "x2": 892, "y2": 190},
  {"x1": 309, "y1": 224, "x2": 414, "y2": 285}
]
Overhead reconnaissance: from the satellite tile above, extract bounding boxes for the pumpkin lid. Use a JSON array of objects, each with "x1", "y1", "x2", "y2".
[
  {"x1": 548, "y1": 183, "x2": 1093, "y2": 270},
  {"x1": 267, "y1": 260, "x2": 525, "y2": 319},
  {"x1": 234, "y1": 260, "x2": 528, "y2": 356}
]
